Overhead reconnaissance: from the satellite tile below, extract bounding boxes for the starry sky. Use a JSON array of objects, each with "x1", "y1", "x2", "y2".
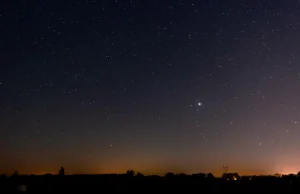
[{"x1": 1, "y1": 0, "x2": 300, "y2": 176}]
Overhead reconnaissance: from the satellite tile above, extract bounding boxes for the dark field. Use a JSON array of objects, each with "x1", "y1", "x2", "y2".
[{"x1": 1, "y1": 173, "x2": 300, "y2": 192}]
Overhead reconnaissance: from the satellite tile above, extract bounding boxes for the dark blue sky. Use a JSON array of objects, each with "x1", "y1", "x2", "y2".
[{"x1": 1, "y1": 0, "x2": 300, "y2": 175}]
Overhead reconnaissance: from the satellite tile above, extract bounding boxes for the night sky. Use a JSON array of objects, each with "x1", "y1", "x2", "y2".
[{"x1": 1, "y1": 0, "x2": 300, "y2": 176}]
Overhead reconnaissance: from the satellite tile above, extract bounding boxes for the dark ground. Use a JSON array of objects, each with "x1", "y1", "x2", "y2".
[{"x1": 1, "y1": 173, "x2": 300, "y2": 192}]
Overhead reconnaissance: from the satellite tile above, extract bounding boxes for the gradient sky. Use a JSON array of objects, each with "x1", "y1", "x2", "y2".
[{"x1": 1, "y1": 0, "x2": 300, "y2": 176}]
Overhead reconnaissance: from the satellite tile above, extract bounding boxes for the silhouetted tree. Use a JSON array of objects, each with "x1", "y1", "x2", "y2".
[
  {"x1": 12, "y1": 170, "x2": 19, "y2": 177},
  {"x1": 178, "y1": 173, "x2": 187, "y2": 178},
  {"x1": 165, "y1": 172, "x2": 175, "y2": 180},
  {"x1": 192, "y1": 173, "x2": 206, "y2": 179},
  {"x1": 223, "y1": 172, "x2": 240, "y2": 181},
  {"x1": 233, "y1": 173, "x2": 240, "y2": 180},
  {"x1": 0, "y1": 174, "x2": 6, "y2": 179},
  {"x1": 136, "y1": 172, "x2": 144, "y2": 177},
  {"x1": 297, "y1": 171, "x2": 300, "y2": 178},
  {"x1": 206, "y1": 173, "x2": 215, "y2": 180},
  {"x1": 59, "y1": 167, "x2": 65, "y2": 176},
  {"x1": 125, "y1": 169, "x2": 135, "y2": 177},
  {"x1": 282, "y1": 173, "x2": 297, "y2": 181},
  {"x1": 274, "y1": 173, "x2": 281, "y2": 178}
]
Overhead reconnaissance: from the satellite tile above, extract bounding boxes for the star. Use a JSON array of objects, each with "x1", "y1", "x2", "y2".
[{"x1": 197, "y1": 102, "x2": 202, "y2": 106}]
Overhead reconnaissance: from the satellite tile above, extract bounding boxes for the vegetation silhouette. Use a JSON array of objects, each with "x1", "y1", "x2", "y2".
[
  {"x1": 2, "y1": 168, "x2": 300, "y2": 192},
  {"x1": 59, "y1": 167, "x2": 65, "y2": 176},
  {"x1": 206, "y1": 173, "x2": 215, "y2": 180},
  {"x1": 125, "y1": 169, "x2": 135, "y2": 177}
]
